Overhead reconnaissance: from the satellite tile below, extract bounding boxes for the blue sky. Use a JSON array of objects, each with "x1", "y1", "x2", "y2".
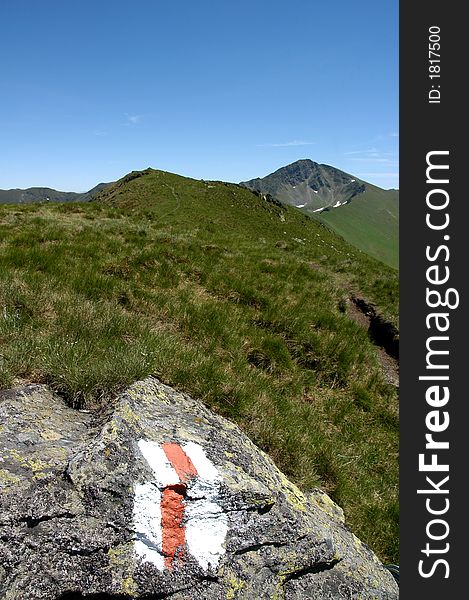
[{"x1": 1, "y1": 1, "x2": 398, "y2": 191}]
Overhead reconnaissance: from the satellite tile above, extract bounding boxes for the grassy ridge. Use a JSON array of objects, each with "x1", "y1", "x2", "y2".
[{"x1": 0, "y1": 169, "x2": 398, "y2": 561}]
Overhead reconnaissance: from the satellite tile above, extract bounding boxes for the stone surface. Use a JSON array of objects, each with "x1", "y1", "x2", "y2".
[{"x1": 0, "y1": 378, "x2": 398, "y2": 599}]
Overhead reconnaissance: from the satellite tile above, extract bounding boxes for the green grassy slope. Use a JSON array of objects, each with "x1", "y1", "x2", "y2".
[
  {"x1": 0, "y1": 168, "x2": 398, "y2": 561},
  {"x1": 317, "y1": 185, "x2": 399, "y2": 269}
]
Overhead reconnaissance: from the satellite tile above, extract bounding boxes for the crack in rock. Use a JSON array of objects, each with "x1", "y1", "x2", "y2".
[
  {"x1": 234, "y1": 540, "x2": 288, "y2": 555},
  {"x1": 283, "y1": 558, "x2": 343, "y2": 584},
  {"x1": 19, "y1": 512, "x2": 76, "y2": 529}
]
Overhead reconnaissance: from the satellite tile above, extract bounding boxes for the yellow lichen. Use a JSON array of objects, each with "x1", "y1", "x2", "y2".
[
  {"x1": 121, "y1": 576, "x2": 137, "y2": 595},
  {"x1": 108, "y1": 544, "x2": 129, "y2": 564},
  {"x1": 226, "y1": 576, "x2": 245, "y2": 599},
  {"x1": 108, "y1": 544, "x2": 137, "y2": 595},
  {"x1": 279, "y1": 474, "x2": 307, "y2": 512},
  {"x1": 272, "y1": 584, "x2": 284, "y2": 600},
  {"x1": 40, "y1": 429, "x2": 63, "y2": 441},
  {"x1": 48, "y1": 446, "x2": 68, "y2": 460},
  {"x1": 7, "y1": 449, "x2": 50, "y2": 473},
  {"x1": 0, "y1": 469, "x2": 21, "y2": 487},
  {"x1": 309, "y1": 490, "x2": 344, "y2": 521},
  {"x1": 118, "y1": 403, "x2": 141, "y2": 426},
  {"x1": 107, "y1": 419, "x2": 119, "y2": 441},
  {"x1": 28, "y1": 458, "x2": 50, "y2": 472}
]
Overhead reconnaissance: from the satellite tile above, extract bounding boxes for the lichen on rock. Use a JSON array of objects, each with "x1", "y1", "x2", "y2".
[{"x1": 0, "y1": 378, "x2": 398, "y2": 599}]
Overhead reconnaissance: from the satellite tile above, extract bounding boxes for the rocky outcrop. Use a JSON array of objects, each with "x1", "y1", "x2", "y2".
[{"x1": 0, "y1": 378, "x2": 398, "y2": 599}]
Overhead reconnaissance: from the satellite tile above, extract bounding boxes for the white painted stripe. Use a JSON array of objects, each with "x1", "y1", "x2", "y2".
[
  {"x1": 138, "y1": 439, "x2": 179, "y2": 487},
  {"x1": 182, "y1": 441, "x2": 220, "y2": 482},
  {"x1": 134, "y1": 540, "x2": 164, "y2": 568},
  {"x1": 185, "y1": 499, "x2": 228, "y2": 571},
  {"x1": 182, "y1": 442, "x2": 228, "y2": 570},
  {"x1": 134, "y1": 440, "x2": 178, "y2": 570},
  {"x1": 133, "y1": 482, "x2": 164, "y2": 570}
]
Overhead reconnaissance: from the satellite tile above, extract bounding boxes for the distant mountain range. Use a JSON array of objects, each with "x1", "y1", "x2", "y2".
[
  {"x1": 241, "y1": 160, "x2": 398, "y2": 268},
  {"x1": 0, "y1": 183, "x2": 109, "y2": 205}
]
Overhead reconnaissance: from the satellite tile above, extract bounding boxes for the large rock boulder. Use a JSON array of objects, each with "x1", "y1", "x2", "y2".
[{"x1": 0, "y1": 378, "x2": 398, "y2": 599}]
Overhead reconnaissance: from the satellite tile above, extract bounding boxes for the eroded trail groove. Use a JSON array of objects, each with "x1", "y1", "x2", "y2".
[{"x1": 348, "y1": 294, "x2": 399, "y2": 387}]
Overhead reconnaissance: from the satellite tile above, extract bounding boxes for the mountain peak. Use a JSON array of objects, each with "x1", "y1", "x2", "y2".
[
  {"x1": 286, "y1": 158, "x2": 318, "y2": 167},
  {"x1": 240, "y1": 159, "x2": 365, "y2": 211},
  {"x1": 260, "y1": 159, "x2": 320, "y2": 182}
]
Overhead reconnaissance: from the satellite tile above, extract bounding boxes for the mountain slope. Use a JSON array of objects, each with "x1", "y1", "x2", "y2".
[
  {"x1": 0, "y1": 168, "x2": 398, "y2": 561},
  {"x1": 319, "y1": 184, "x2": 399, "y2": 269},
  {"x1": 241, "y1": 160, "x2": 399, "y2": 269},
  {"x1": 0, "y1": 182, "x2": 110, "y2": 204}
]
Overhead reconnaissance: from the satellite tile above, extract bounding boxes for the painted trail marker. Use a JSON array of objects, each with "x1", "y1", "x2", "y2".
[{"x1": 133, "y1": 440, "x2": 228, "y2": 571}]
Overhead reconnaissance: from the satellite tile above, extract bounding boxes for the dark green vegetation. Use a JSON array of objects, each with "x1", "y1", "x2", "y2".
[
  {"x1": 241, "y1": 159, "x2": 399, "y2": 269},
  {"x1": 0, "y1": 182, "x2": 109, "y2": 205},
  {"x1": 0, "y1": 168, "x2": 398, "y2": 562}
]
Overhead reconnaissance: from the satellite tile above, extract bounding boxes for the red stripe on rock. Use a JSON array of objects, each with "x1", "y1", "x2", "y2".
[
  {"x1": 161, "y1": 484, "x2": 186, "y2": 569},
  {"x1": 160, "y1": 443, "x2": 199, "y2": 569},
  {"x1": 162, "y1": 442, "x2": 198, "y2": 482}
]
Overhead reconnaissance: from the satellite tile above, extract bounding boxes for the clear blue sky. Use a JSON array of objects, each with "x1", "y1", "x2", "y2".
[{"x1": 1, "y1": 0, "x2": 398, "y2": 191}]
